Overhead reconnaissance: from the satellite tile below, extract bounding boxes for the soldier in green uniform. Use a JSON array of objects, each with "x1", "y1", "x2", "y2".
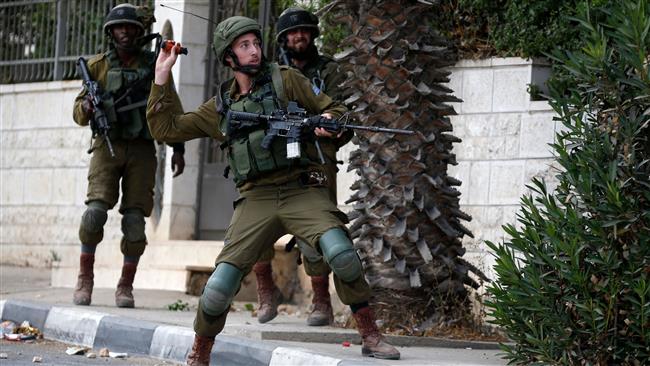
[
  {"x1": 147, "y1": 16, "x2": 400, "y2": 365},
  {"x1": 251, "y1": 7, "x2": 351, "y2": 327},
  {"x1": 72, "y1": 4, "x2": 185, "y2": 309}
]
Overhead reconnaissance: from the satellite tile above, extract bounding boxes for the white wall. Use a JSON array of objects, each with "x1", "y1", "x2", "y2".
[
  {"x1": 0, "y1": 81, "x2": 118, "y2": 266},
  {"x1": 1, "y1": 57, "x2": 560, "y2": 282},
  {"x1": 338, "y1": 58, "x2": 560, "y2": 280}
]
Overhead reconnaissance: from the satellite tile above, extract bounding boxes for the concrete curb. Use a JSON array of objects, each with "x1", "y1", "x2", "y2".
[{"x1": 0, "y1": 299, "x2": 384, "y2": 365}]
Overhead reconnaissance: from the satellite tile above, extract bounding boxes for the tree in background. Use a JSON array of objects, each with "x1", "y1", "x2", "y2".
[
  {"x1": 322, "y1": 0, "x2": 487, "y2": 334},
  {"x1": 486, "y1": 1, "x2": 649, "y2": 363}
]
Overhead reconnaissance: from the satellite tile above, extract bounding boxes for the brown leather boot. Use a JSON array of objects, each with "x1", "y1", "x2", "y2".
[
  {"x1": 115, "y1": 262, "x2": 137, "y2": 308},
  {"x1": 353, "y1": 306, "x2": 400, "y2": 360},
  {"x1": 253, "y1": 261, "x2": 284, "y2": 324},
  {"x1": 73, "y1": 253, "x2": 94, "y2": 305},
  {"x1": 186, "y1": 334, "x2": 215, "y2": 366},
  {"x1": 307, "y1": 275, "x2": 333, "y2": 326}
]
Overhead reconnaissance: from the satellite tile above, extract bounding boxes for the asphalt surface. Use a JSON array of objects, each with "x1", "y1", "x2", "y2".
[
  {"x1": 0, "y1": 338, "x2": 178, "y2": 365},
  {"x1": 0, "y1": 265, "x2": 507, "y2": 365}
]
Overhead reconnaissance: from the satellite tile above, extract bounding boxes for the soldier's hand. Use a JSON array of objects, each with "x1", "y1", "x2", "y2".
[
  {"x1": 171, "y1": 151, "x2": 185, "y2": 177},
  {"x1": 82, "y1": 96, "x2": 95, "y2": 114},
  {"x1": 315, "y1": 113, "x2": 343, "y2": 138},
  {"x1": 155, "y1": 42, "x2": 182, "y2": 86}
]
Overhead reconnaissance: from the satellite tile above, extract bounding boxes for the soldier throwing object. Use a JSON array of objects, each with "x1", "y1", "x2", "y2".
[{"x1": 147, "y1": 16, "x2": 400, "y2": 365}]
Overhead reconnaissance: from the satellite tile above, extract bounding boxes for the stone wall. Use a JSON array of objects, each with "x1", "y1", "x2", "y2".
[
  {"x1": 2, "y1": 57, "x2": 560, "y2": 286},
  {"x1": 0, "y1": 81, "x2": 105, "y2": 266},
  {"x1": 338, "y1": 58, "x2": 560, "y2": 280}
]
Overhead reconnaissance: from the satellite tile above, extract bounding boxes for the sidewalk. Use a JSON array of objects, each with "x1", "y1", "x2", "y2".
[{"x1": 0, "y1": 265, "x2": 506, "y2": 365}]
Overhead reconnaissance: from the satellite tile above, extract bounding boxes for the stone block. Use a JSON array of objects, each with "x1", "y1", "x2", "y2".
[
  {"x1": 51, "y1": 168, "x2": 77, "y2": 205},
  {"x1": 519, "y1": 112, "x2": 556, "y2": 158},
  {"x1": 24, "y1": 169, "x2": 53, "y2": 204},
  {"x1": 1, "y1": 169, "x2": 24, "y2": 205},
  {"x1": 169, "y1": 167, "x2": 198, "y2": 206},
  {"x1": 1, "y1": 94, "x2": 16, "y2": 129},
  {"x1": 16, "y1": 92, "x2": 61, "y2": 128},
  {"x1": 488, "y1": 160, "x2": 524, "y2": 205},
  {"x1": 523, "y1": 158, "x2": 560, "y2": 196},
  {"x1": 44, "y1": 307, "x2": 105, "y2": 347},
  {"x1": 491, "y1": 57, "x2": 531, "y2": 67},
  {"x1": 468, "y1": 161, "x2": 490, "y2": 205},
  {"x1": 167, "y1": 205, "x2": 196, "y2": 240},
  {"x1": 461, "y1": 69, "x2": 493, "y2": 113},
  {"x1": 149, "y1": 325, "x2": 194, "y2": 363},
  {"x1": 448, "y1": 161, "x2": 469, "y2": 205},
  {"x1": 94, "y1": 316, "x2": 156, "y2": 355},
  {"x1": 492, "y1": 67, "x2": 530, "y2": 112},
  {"x1": 2, "y1": 300, "x2": 51, "y2": 332},
  {"x1": 446, "y1": 68, "x2": 463, "y2": 113},
  {"x1": 75, "y1": 168, "x2": 89, "y2": 206},
  {"x1": 177, "y1": 85, "x2": 205, "y2": 111}
]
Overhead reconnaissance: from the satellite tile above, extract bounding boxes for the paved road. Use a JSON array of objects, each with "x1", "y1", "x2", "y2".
[{"x1": 0, "y1": 338, "x2": 179, "y2": 365}]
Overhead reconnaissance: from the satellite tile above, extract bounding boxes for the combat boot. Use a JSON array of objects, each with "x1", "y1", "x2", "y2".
[
  {"x1": 307, "y1": 275, "x2": 333, "y2": 326},
  {"x1": 186, "y1": 334, "x2": 215, "y2": 366},
  {"x1": 253, "y1": 261, "x2": 284, "y2": 323},
  {"x1": 115, "y1": 262, "x2": 137, "y2": 308},
  {"x1": 353, "y1": 306, "x2": 400, "y2": 360},
  {"x1": 73, "y1": 253, "x2": 95, "y2": 305}
]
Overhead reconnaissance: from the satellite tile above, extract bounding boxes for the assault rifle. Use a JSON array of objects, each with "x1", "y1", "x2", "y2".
[
  {"x1": 77, "y1": 57, "x2": 115, "y2": 158},
  {"x1": 227, "y1": 102, "x2": 414, "y2": 163}
]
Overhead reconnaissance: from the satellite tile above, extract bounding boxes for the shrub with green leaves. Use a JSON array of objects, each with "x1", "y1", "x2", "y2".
[{"x1": 485, "y1": 1, "x2": 649, "y2": 364}]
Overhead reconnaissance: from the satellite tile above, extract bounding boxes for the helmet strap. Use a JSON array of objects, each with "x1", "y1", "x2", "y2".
[{"x1": 226, "y1": 48, "x2": 264, "y2": 75}]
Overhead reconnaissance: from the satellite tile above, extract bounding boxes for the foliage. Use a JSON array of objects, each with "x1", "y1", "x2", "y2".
[
  {"x1": 166, "y1": 299, "x2": 190, "y2": 311},
  {"x1": 485, "y1": 1, "x2": 650, "y2": 363}
]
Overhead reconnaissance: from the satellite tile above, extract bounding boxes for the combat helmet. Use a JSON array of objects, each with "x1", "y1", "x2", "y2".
[
  {"x1": 103, "y1": 4, "x2": 146, "y2": 36},
  {"x1": 212, "y1": 16, "x2": 262, "y2": 65},
  {"x1": 275, "y1": 7, "x2": 319, "y2": 42}
]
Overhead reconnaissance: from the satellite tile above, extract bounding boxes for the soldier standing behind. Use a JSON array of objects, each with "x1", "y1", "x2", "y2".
[
  {"x1": 72, "y1": 4, "x2": 185, "y2": 308},
  {"x1": 148, "y1": 16, "x2": 400, "y2": 365},
  {"x1": 251, "y1": 7, "x2": 351, "y2": 327}
]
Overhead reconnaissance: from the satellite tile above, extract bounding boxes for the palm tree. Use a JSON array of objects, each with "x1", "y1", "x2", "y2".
[{"x1": 326, "y1": 0, "x2": 487, "y2": 332}]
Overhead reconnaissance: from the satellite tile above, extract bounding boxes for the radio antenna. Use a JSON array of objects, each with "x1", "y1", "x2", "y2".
[{"x1": 160, "y1": 4, "x2": 218, "y2": 25}]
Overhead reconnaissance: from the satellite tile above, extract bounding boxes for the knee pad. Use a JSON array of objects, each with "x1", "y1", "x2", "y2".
[
  {"x1": 121, "y1": 209, "x2": 146, "y2": 243},
  {"x1": 319, "y1": 228, "x2": 362, "y2": 283},
  {"x1": 79, "y1": 201, "x2": 108, "y2": 245},
  {"x1": 200, "y1": 262, "x2": 243, "y2": 316},
  {"x1": 297, "y1": 239, "x2": 323, "y2": 263},
  {"x1": 120, "y1": 236, "x2": 147, "y2": 257}
]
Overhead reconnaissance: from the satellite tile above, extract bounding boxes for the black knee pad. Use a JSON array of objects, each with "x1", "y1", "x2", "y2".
[{"x1": 78, "y1": 201, "x2": 108, "y2": 245}]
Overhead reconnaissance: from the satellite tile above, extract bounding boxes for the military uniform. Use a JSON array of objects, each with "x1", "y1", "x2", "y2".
[
  {"x1": 147, "y1": 60, "x2": 371, "y2": 331},
  {"x1": 72, "y1": 3, "x2": 185, "y2": 309},
  {"x1": 251, "y1": 8, "x2": 354, "y2": 327},
  {"x1": 153, "y1": 17, "x2": 399, "y2": 364}
]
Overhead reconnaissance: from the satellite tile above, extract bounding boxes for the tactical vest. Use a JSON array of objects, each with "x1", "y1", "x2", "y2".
[
  {"x1": 303, "y1": 55, "x2": 332, "y2": 96},
  {"x1": 219, "y1": 64, "x2": 311, "y2": 185},
  {"x1": 101, "y1": 50, "x2": 155, "y2": 141}
]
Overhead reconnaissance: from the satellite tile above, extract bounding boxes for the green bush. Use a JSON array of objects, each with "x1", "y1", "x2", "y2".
[{"x1": 485, "y1": 0, "x2": 649, "y2": 364}]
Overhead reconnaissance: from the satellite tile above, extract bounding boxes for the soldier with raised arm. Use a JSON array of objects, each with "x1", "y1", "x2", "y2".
[{"x1": 147, "y1": 16, "x2": 400, "y2": 365}]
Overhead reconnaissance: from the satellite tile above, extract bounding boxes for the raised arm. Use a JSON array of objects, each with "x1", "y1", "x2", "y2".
[{"x1": 146, "y1": 44, "x2": 224, "y2": 143}]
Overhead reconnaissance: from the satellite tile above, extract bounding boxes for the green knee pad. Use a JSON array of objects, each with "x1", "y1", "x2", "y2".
[
  {"x1": 200, "y1": 262, "x2": 243, "y2": 316},
  {"x1": 121, "y1": 208, "x2": 146, "y2": 243},
  {"x1": 79, "y1": 201, "x2": 109, "y2": 245},
  {"x1": 120, "y1": 237, "x2": 147, "y2": 257},
  {"x1": 319, "y1": 228, "x2": 362, "y2": 283}
]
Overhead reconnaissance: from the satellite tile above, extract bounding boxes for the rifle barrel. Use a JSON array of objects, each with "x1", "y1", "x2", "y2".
[{"x1": 344, "y1": 124, "x2": 415, "y2": 135}]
